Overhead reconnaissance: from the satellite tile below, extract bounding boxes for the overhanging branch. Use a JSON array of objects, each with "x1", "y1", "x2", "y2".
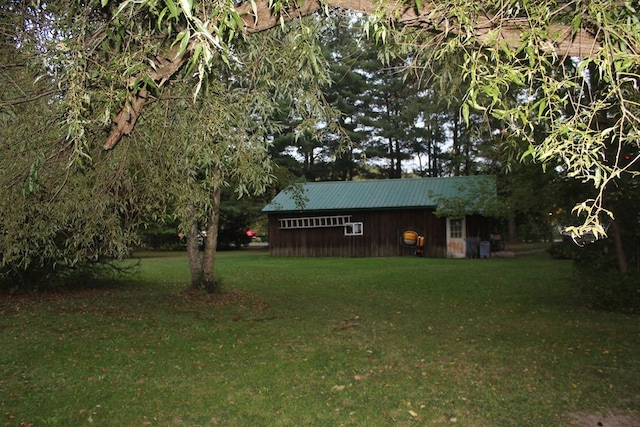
[
  {"x1": 104, "y1": 0, "x2": 601, "y2": 150},
  {"x1": 240, "y1": 0, "x2": 600, "y2": 57},
  {"x1": 103, "y1": 44, "x2": 189, "y2": 150}
]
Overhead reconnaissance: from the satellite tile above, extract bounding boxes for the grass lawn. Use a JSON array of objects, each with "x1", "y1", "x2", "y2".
[{"x1": 1, "y1": 249, "x2": 639, "y2": 426}]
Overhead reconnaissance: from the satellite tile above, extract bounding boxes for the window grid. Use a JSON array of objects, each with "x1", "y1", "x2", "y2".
[
  {"x1": 450, "y1": 219, "x2": 463, "y2": 239},
  {"x1": 344, "y1": 222, "x2": 364, "y2": 236}
]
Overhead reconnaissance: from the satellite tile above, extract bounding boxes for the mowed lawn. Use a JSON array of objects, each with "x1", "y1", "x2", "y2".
[{"x1": 1, "y1": 249, "x2": 639, "y2": 426}]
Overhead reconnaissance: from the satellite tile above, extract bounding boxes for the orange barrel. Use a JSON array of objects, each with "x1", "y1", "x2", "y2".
[
  {"x1": 417, "y1": 235, "x2": 425, "y2": 247},
  {"x1": 403, "y1": 231, "x2": 418, "y2": 245}
]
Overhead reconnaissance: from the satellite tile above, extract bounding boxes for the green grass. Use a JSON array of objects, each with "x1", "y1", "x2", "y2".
[{"x1": 1, "y1": 250, "x2": 639, "y2": 426}]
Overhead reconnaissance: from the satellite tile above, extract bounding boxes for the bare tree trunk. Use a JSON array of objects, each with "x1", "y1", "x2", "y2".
[
  {"x1": 186, "y1": 205, "x2": 203, "y2": 289},
  {"x1": 451, "y1": 115, "x2": 460, "y2": 176},
  {"x1": 395, "y1": 138, "x2": 402, "y2": 178},
  {"x1": 508, "y1": 216, "x2": 517, "y2": 242},
  {"x1": 202, "y1": 184, "x2": 223, "y2": 293},
  {"x1": 611, "y1": 220, "x2": 628, "y2": 276}
]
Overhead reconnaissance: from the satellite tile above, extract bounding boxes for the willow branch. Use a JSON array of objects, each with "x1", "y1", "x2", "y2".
[{"x1": 104, "y1": 0, "x2": 601, "y2": 150}]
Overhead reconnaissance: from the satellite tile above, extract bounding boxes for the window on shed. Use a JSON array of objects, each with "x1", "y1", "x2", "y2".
[
  {"x1": 344, "y1": 222, "x2": 363, "y2": 236},
  {"x1": 449, "y1": 219, "x2": 463, "y2": 238}
]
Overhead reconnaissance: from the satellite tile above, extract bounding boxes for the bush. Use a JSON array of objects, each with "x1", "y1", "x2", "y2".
[
  {"x1": 141, "y1": 231, "x2": 183, "y2": 250},
  {"x1": 0, "y1": 258, "x2": 138, "y2": 294},
  {"x1": 549, "y1": 239, "x2": 640, "y2": 312},
  {"x1": 547, "y1": 240, "x2": 578, "y2": 259},
  {"x1": 567, "y1": 239, "x2": 640, "y2": 312},
  {"x1": 572, "y1": 267, "x2": 640, "y2": 313}
]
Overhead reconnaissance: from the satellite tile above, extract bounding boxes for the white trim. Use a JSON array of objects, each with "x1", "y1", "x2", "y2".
[
  {"x1": 446, "y1": 217, "x2": 466, "y2": 258},
  {"x1": 344, "y1": 222, "x2": 364, "y2": 236},
  {"x1": 279, "y1": 215, "x2": 352, "y2": 229}
]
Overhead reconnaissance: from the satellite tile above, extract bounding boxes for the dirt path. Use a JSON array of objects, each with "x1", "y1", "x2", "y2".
[{"x1": 571, "y1": 411, "x2": 640, "y2": 427}]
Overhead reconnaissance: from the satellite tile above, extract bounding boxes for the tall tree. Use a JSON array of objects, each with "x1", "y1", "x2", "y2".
[
  {"x1": 354, "y1": 49, "x2": 417, "y2": 178},
  {"x1": 319, "y1": 14, "x2": 369, "y2": 181},
  {"x1": 128, "y1": 18, "x2": 335, "y2": 290},
  {"x1": 319, "y1": 15, "x2": 449, "y2": 179}
]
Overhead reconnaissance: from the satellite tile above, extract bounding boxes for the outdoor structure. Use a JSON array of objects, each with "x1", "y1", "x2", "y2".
[{"x1": 262, "y1": 176, "x2": 496, "y2": 258}]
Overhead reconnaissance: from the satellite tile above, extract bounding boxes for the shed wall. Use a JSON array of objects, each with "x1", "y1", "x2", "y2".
[{"x1": 267, "y1": 209, "x2": 448, "y2": 257}]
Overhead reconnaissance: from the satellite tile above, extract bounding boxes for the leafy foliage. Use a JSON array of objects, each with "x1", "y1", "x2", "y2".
[
  {"x1": 429, "y1": 175, "x2": 503, "y2": 219},
  {"x1": 0, "y1": 3, "x2": 162, "y2": 290},
  {"x1": 358, "y1": 0, "x2": 639, "y2": 240},
  {"x1": 1, "y1": 1, "x2": 338, "y2": 289}
]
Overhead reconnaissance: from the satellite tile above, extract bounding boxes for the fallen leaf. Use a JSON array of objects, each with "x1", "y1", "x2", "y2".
[{"x1": 408, "y1": 410, "x2": 418, "y2": 417}]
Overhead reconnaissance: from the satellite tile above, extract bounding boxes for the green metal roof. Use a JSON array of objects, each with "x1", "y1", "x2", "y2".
[{"x1": 262, "y1": 176, "x2": 496, "y2": 213}]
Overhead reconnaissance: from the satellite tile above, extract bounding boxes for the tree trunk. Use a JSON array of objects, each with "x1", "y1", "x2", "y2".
[
  {"x1": 240, "y1": 0, "x2": 599, "y2": 58},
  {"x1": 202, "y1": 184, "x2": 223, "y2": 293},
  {"x1": 611, "y1": 220, "x2": 628, "y2": 277},
  {"x1": 186, "y1": 205, "x2": 203, "y2": 289},
  {"x1": 451, "y1": 115, "x2": 460, "y2": 176},
  {"x1": 395, "y1": 138, "x2": 402, "y2": 178},
  {"x1": 508, "y1": 216, "x2": 517, "y2": 242}
]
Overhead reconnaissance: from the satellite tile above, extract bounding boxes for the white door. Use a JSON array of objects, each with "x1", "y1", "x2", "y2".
[{"x1": 446, "y1": 217, "x2": 466, "y2": 258}]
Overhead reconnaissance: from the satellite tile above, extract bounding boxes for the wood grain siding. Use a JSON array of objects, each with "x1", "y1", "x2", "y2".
[
  {"x1": 267, "y1": 209, "x2": 492, "y2": 257},
  {"x1": 267, "y1": 209, "x2": 491, "y2": 257},
  {"x1": 465, "y1": 214, "x2": 492, "y2": 241}
]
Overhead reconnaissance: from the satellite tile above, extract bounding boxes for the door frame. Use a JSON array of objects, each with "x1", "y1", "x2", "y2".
[{"x1": 446, "y1": 217, "x2": 466, "y2": 258}]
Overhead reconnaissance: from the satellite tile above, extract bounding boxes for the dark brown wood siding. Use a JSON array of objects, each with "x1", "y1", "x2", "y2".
[
  {"x1": 269, "y1": 209, "x2": 470, "y2": 257},
  {"x1": 466, "y1": 214, "x2": 492, "y2": 240}
]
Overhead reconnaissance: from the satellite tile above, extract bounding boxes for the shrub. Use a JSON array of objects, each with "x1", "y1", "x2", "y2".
[
  {"x1": 572, "y1": 267, "x2": 640, "y2": 313},
  {"x1": 547, "y1": 240, "x2": 578, "y2": 259},
  {"x1": 549, "y1": 239, "x2": 640, "y2": 312},
  {"x1": 0, "y1": 258, "x2": 138, "y2": 294},
  {"x1": 569, "y1": 240, "x2": 640, "y2": 312}
]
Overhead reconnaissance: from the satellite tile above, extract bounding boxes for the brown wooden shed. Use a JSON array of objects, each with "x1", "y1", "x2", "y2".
[{"x1": 262, "y1": 176, "x2": 496, "y2": 258}]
